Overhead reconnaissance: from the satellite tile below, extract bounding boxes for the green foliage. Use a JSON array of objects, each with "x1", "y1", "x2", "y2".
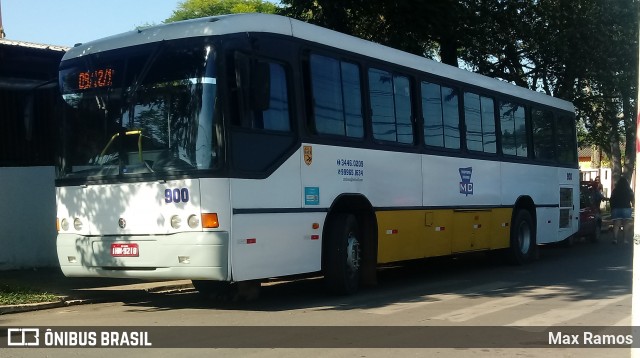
[
  {"x1": 458, "y1": 0, "x2": 637, "y2": 178},
  {"x1": 278, "y1": 0, "x2": 456, "y2": 64},
  {"x1": 167, "y1": 0, "x2": 638, "y2": 178},
  {"x1": 166, "y1": 0, "x2": 278, "y2": 22},
  {"x1": 280, "y1": 0, "x2": 638, "y2": 178},
  {"x1": 0, "y1": 283, "x2": 59, "y2": 305}
]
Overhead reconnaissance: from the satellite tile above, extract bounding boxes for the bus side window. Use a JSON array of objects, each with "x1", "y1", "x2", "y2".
[
  {"x1": 531, "y1": 108, "x2": 556, "y2": 161},
  {"x1": 233, "y1": 52, "x2": 291, "y2": 132},
  {"x1": 309, "y1": 54, "x2": 364, "y2": 138},
  {"x1": 422, "y1": 81, "x2": 459, "y2": 149},
  {"x1": 499, "y1": 101, "x2": 527, "y2": 157},
  {"x1": 369, "y1": 68, "x2": 414, "y2": 144},
  {"x1": 556, "y1": 113, "x2": 577, "y2": 165},
  {"x1": 480, "y1": 96, "x2": 497, "y2": 153},
  {"x1": 464, "y1": 92, "x2": 496, "y2": 153},
  {"x1": 261, "y1": 63, "x2": 290, "y2": 131}
]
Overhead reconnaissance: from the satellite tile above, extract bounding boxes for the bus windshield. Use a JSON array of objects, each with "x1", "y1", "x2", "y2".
[{"x1": 58, "y1": 38, "x2": 219, "y2": 180}]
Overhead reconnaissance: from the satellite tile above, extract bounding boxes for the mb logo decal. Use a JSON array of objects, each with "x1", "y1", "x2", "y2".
[{"x1": 459, "y1": 167, "x2": 473, "y2": 196}]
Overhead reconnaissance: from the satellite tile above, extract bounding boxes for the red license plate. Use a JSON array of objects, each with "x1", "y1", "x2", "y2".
[{"x1": 111, "y1": 243, "x2": 139, "y2": 257}]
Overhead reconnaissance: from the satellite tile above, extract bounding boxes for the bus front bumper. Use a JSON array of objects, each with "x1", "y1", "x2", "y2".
[{"x1": 56, "y1": 231, "x2": 229, "y2": 281}]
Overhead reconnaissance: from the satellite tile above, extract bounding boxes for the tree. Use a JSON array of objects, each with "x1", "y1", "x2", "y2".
[
  {"x1": 278, "y1": 0, "x2": 464, "y2": 66},
  {"x1": 458, "y1": 0, "x2": 638, "y2": 181},
  {"x1": 166, "y1": 0, "x2": 278, "y2": 22},
  {"x1": 281, "y1": 0, "x2": 638, "y2": 181},
  {"x1": 544, "y1": 0, "x2": 638, "y2": 182},
  {"x1": 168, "y1": 0, "x2": 638, "y2": 181}
]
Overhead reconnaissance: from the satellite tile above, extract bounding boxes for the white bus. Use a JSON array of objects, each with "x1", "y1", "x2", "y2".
[{"x1": 56, "y1": 13, "x2": 579, "y2": 296}]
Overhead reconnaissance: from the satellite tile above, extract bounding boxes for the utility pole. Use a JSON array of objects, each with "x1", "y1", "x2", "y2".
[{"x1": 0, "y1": 0, "x2": 5, "y2": 39}]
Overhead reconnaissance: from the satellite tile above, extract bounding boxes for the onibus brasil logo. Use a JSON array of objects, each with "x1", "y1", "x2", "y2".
[{"x1": 459, "y1": 167, "x2": 473, "y2": 196}]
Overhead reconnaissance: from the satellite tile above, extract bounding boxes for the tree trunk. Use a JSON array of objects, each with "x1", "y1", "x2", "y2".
[
  {"x1": 610, "y1": 124, "x2": 623, "y2": 184},
  {"x1": 622, "y1": 93, "x2": 636, "y2": 183},
  {"x1": 591, "y1": 146, "x2": 601, "y2": 168},
  {"x1": 439, "y1": 39, "x2": 458, "y2": 67}
]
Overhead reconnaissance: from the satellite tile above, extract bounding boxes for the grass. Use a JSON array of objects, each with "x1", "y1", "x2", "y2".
[{"x1": 0, "y1": 283, "x2": 60, "y2": 305}]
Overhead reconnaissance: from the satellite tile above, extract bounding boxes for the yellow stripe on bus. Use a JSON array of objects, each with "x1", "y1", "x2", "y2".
[{"x1": 376, "y1": 208, "x2": 513, "y2": 264}]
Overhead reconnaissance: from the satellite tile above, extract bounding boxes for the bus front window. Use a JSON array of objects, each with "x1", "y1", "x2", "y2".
[{"x1": 58, "y1": 38, "x2": 219, "y2": 180}]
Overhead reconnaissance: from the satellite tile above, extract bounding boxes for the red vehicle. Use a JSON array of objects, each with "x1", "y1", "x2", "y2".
[{"x1": 574, "y1": 181, "x2": 603, "y2": 243}]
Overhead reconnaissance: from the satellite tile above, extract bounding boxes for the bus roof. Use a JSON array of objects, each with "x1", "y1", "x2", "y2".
[{"x1": 63, "y1": 13, "x2": 575, "y2": 112}]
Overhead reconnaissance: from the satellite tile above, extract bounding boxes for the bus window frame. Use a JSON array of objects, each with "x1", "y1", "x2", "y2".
[
  {"x1": 461, "y1": 91, "x2": 499, "y2": 156},
  {"x1": 366, "y1": 66, "x2": 417, "y2": 147},
  {"x1": 530, "y1": 106, "x2": 559, "y2": 164},
  {"x1": 303, "y1": 50, "x2": 367, "y2": 143},
  {"x1": 220, "y1": 32, "x2": 577, "y2": 171},
  {"x1": 222, "y1": 34, "x2": 300, "y2": 178},
  {"x1": 497, "y1": 99, "x2": 531, "y2": 160},
  {"x1": 418, "y1": 77, "x2": 463, "y2": 154}
]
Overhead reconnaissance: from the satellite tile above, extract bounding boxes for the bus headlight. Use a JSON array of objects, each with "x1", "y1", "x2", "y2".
[
  {"x1": 73, "y1": 218, "x2": 83, "y2": 231},
  {"x1": 60, "y1": 218, "x2": 70, "y2": 231},
  {"x1": 170, "y1": 215, "x2": 182, "y2": 229},
  {"x1": 187, "y1": 214, "x2": 200, "y2": 229}
]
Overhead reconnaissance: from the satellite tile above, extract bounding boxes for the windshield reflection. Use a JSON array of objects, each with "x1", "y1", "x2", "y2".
[{"x1": 58, "y1": 38, "x2": 218, "y2": 180}]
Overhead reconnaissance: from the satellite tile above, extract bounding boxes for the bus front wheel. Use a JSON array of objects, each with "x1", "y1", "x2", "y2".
[
  {"x1": 324, "y1": 213, "x2": 361, "y2": 295},
  {"x1": 508, "y1": 209, "x2": 536, "y2": 264}
]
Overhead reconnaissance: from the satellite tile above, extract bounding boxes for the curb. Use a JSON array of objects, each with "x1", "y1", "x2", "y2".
[
  {"x1": 0, "y1": 283, "x2": 195, "y2": 315},
  {"x1": 0, "y1": 300, "x2": 70, "y2": 315},
  {"x1": 147, "y1": 282, "x2": 194, "y2": 293}
]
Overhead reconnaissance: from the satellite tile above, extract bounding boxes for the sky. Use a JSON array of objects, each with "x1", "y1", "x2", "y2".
[{"x1": 1, "y1": 0, "x2": 182, "y2": 47}]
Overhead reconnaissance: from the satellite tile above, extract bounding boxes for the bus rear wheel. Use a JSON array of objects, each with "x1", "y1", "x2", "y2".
[
  {"x1": 508, "y1": 209, "x2": 536, "y2": 264},
  {"x1": 324, "y1": 213, "x2": 361, "y2": 295}
]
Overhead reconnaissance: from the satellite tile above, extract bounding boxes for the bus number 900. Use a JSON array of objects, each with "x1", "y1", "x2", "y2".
[{"x1": 165, "y1": 188, "x2": 189, "y2": 203}]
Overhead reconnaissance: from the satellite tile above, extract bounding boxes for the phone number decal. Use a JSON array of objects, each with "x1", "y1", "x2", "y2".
[
  {"x1": 336, "y1": 159, "x2": 364, "y2": 167},
  {"x1": 336, "y1": 159, "x2": 364, "y2": 182}
]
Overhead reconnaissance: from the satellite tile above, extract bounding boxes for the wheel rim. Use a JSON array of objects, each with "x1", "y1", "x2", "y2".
[
  {"x1": 346, "y1": 232, "x2": 361, "y2": 277},
  {"x1": 518, "y1": 220, "x2": 531, "y2": 254}
]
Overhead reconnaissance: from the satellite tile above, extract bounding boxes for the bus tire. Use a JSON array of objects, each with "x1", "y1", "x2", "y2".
[
  {"x1": 324, "y1": 213, "x2": 361, "y2": 295},
  {"x1": 508, "y1": 209, "x2": 536, "y2": 264}
]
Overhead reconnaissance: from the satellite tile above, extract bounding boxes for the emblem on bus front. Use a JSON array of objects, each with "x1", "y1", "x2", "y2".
[{"x1": 118, "y1": 218, "x2": 127, "y2": 229}]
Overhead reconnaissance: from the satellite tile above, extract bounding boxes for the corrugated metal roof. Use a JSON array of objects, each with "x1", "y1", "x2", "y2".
[
  {"x1": 578, "y1": 147, "x2": 593, "y2": 157},
  {"x1": 0, "y1": 38, "x2": 68, "y2": 52},
  {"x1": 0, "y1": 37, "x2": 67, "y2": 90}
]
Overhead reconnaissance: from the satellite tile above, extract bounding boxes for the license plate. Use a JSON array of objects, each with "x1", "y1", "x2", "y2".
[{"x1": 111, "y1": 243, "x2": 139, "y2": 257}]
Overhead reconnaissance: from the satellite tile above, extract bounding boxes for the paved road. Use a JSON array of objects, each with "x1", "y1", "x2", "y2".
[{"x1": 1, "y1": 233, "x2": 633, "y2": 357}]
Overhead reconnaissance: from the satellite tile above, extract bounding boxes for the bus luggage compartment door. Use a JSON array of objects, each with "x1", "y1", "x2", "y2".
[{"x1": 451, "y1": 210, "x2": 491, "y2": 253}]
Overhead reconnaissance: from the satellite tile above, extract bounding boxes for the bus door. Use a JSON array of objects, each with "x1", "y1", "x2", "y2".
[{"x1": 559, "y1": 184, "x2": 578, "y2": 240}]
